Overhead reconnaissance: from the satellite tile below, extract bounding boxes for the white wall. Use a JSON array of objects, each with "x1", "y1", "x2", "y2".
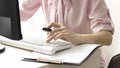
[{"x1": 102, "y1": 0, "x2": 120, "y2": 68}]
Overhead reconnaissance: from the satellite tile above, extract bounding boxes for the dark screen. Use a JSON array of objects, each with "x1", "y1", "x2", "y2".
[{"x1": 0, "y1": 0, "x2": 22, "y2": 40}]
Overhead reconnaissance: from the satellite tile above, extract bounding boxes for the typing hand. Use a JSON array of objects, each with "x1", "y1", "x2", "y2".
[{"x1": 46, "y1": 23, "x2": 81, "y2": 45}]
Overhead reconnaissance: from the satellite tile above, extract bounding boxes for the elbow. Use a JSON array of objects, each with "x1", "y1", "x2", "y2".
[
  {"x1": 101, "y1": 31, "x2": 113, "y2": 46},
  {"x1": 104, "y1": 35, "x2": 113, "y2": 46},
  {"x1": 94, "y1": 31, "x2": 113, "y2": 46},
  {"x1": 20, "y1": 12, "x2": 31, "y2": 21}
]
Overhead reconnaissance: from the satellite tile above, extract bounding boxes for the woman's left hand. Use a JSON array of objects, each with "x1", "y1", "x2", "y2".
[{"x1": 46, "y1": 23, "x2": 81, "y2": 45}]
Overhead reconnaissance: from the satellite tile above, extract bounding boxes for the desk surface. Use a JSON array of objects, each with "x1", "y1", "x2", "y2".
[{"x1": 0, "y1": 45, "x2": 101, "y2": 68}]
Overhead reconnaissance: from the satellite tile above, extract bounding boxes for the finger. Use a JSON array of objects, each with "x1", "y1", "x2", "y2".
[
  {"x1": 47, "y1": 27, "x2": 66, "y2": 38},
  {"x1": 60, "y1": 37, "x2": 69, "y2": 41},
  {"x1": 54, "y1": 33, "x2": 70, "y2": 42},
  {"x1": 47, "y1": 22, "x2": 61, "y2": 28},
  {"x1": 47, "y1": 30, "x2": 67, "y2": 42},
  {"x1": 46, "y1": 32, "x2": 60, "y2": 43}
]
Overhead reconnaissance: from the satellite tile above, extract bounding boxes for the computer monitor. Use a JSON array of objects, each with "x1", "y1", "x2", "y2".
[{"x1": 0, "y1": 0, "x2": 22, "y2": 40}]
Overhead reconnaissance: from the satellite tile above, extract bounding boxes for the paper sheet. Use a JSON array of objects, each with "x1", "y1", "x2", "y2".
[{"x1": 23, "y1": 44, "x2": 101, "y2": 65}]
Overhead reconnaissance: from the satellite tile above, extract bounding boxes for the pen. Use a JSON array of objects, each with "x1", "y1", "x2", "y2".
[
  {"x1": 22, "y1": 57, "x2": 63, "y2": 64},
  {"x1": 21, "y1": 57, "x2": 79, "y2": 65},
  {"x1": 42, "y1": 27, "x2": 52, "y2": 32}
]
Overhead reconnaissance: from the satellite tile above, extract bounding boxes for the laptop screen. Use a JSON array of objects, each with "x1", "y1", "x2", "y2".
[{"x1": 0, "y1": 0, "x2": 22, "y2": 40}]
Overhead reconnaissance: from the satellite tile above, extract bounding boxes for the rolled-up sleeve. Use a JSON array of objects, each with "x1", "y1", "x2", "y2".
[
  {"x1": 19, "y1": 0, "x2": 41, "y2": 21},
  {"x1": 88, "y1": 0, "x2": 114, "y2": 34}
]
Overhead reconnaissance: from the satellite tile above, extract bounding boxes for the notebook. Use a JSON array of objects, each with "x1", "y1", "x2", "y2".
[
  {"x1": 22, "y1": 44, "x2": 101, "y2": 65},
  {"x1": 0, "y1": 35, "x2": 72, "y2": 55}
]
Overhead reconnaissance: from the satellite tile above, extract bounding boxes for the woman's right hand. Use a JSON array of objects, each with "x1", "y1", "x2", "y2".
[{"x1": 46, "y1": 23, "x2": 82, "y2": 45}]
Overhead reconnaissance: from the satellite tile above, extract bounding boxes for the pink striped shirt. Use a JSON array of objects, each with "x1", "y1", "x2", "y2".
[{"x1": 19, "y1": 0, "x2": 114, "y2": 67}]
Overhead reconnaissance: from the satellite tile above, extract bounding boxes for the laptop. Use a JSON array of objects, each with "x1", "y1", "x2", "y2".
[{"x1": 0, "y1": 0, "x2": 72, "y2": 55}]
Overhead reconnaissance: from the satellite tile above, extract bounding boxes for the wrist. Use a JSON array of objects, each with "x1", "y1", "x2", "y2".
[{"x1": 77, "y1": 34, "x2": 95, "y2": 44}]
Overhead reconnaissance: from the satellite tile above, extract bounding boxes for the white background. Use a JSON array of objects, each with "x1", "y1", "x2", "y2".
[{"x1": 103, "y1": 0, "x2": 120, "y2": 68}]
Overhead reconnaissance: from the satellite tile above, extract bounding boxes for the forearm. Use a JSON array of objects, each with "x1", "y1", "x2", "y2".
[{"x1": 77, "y1": 31, "x2": 113, "y2": 46}]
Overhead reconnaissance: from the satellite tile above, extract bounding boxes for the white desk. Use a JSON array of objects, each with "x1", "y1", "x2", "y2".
[{"x1": 0, "y1": 45, "x2": 101, "y2": 68}]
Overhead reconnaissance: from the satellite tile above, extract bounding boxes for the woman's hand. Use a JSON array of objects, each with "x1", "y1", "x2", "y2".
[
  {"x1": 46, "y1": 23, "x2": 81, "y2": 45},
  {"x1": 46, "y1": 23, "x2": 113, "y2": 46}
]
